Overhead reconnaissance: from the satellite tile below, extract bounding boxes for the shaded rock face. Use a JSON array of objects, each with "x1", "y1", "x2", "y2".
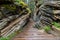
[
  {"x1": 33, "y1": 1, "x2": 60, "y2": 28},
  {"x1": 0, "y1": 1, "x2": 30, "y2": 37},
  {"x1": 0, "y1": 0, "x2": 29, "y2": 20},
  {"x1": 0, "y1": 0, "x2": 13, "y2": 4}
]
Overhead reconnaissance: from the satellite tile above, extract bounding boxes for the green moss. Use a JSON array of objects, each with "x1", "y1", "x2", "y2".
[
  {"x1": 26, "y1": 8, "x2": 31, "y2": 14},
  {"x1": 7, "y1": 32, "x2": 17, "y2": 40},
  {"x1": 0, "y1": 31, "x2": 20, "y2": 40},
  {"x1": 0, "y1": 37, "x2": 9, "y2": 40},
  {"x1": 52, "y1": 22, "x2": 60, "y2": 29},
  {"x1": 1, "y1": 4, "x2": 16, "y2": 11},
  {"x1": 44, "y1": 26, "x2": 51, "y2": 32}
]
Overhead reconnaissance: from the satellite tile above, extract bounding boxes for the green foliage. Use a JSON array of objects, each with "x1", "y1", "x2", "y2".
[
  {"x1": 7, "y1": 32, "x2": 17, "y2": 40},
  {"x1": 0, "y1": 37, "x2": 9, "y2": 40},
  {"x1": 14, "y1": 0, "x2": 22, "y2": 3},
  {"x1": 0, "y1": 32, "x2": 17, "y2": 40},
  {"x1": 2, "y1": 4, "x2": 16, "y2": 11},
  {"x1": 44, "y1": 26, "x2": 51, "y2": 32},
  {"x1": 14, "y1": 0, "x2": 26, "y2": 6},
  {"x1": 52, "y1": 22, "x2": 60, "y2": 28},
  {"x1": 23, "y1": 0, "x2": 35, "y2": 12},
  {"x1": 38, "y1": 0, "x2": 44, "y2": 4}
]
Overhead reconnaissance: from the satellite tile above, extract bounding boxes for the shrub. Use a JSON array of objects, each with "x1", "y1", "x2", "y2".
[
  {"x1": 52, "y1": 22, "x2": 60, "y2": 28},
  {"x1": 0, "y1": 37, "x2": 9, "y2": 40},
  {"x1": 44, "y1": 26, "x2": 51, "y2": 32}
]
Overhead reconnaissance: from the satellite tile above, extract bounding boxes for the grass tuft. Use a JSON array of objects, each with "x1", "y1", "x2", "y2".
[
  {"x1": 52, "y1": 22, "x2": 60, "y2": 28},
  {"x1": 44, "y1": 26, "x2": 51, "y2": 32}
]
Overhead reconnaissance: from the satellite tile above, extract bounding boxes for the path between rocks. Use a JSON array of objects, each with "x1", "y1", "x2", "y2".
[{"x1": 12, "y1": 19, "x2": 60, "y2": 40}]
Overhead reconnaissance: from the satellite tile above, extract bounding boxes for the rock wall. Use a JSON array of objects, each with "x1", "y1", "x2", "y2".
[
  {"x1": 0, "y1": 0, "x2": 30, "y2": 37},
  {"x1": 33, "y1": 1, "x2": 60, "y2": 28}
]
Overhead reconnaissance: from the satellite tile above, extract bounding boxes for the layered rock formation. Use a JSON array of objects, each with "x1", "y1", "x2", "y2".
[
  {"x1": 0, "y1": 0, "x2": 30, "y2": 37},
  {"x1": 34, "y1": 1, "x2": 60, "y2": 28}
]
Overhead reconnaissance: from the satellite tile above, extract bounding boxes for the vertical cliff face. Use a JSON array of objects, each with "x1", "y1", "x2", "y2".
[
  {"x1": 33, "y1": 0, "x2": 60, "y2": 28},
  {"x1": 0, "y1": 0, "x2": 31, "y2": 37}
]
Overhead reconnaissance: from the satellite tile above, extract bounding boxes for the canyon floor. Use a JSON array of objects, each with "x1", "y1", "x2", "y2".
[{"x1": 12, "y1": 19, "x2": 60, "y2": 40}]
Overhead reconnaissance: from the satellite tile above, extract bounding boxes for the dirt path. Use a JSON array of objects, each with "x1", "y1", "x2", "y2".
[{"x1": 12, "y1": 19, "x2": 59, "y2": 40}]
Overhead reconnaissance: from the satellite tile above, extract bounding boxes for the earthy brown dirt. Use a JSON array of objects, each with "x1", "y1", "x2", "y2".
[{"x1": 12, "y1": 19, "x2": 60, "y2": 40}]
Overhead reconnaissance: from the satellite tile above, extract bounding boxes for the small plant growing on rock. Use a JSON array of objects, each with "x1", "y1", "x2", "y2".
[
  {"x1": 52, "y1": 22, "x2": 60, "y2": 29},
  {"x1": 0, "y1": 37, "x2": 9, "y2": 40},
  {"x1": 44, "y1": 26, "x2": 51, "y2": 33}
]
